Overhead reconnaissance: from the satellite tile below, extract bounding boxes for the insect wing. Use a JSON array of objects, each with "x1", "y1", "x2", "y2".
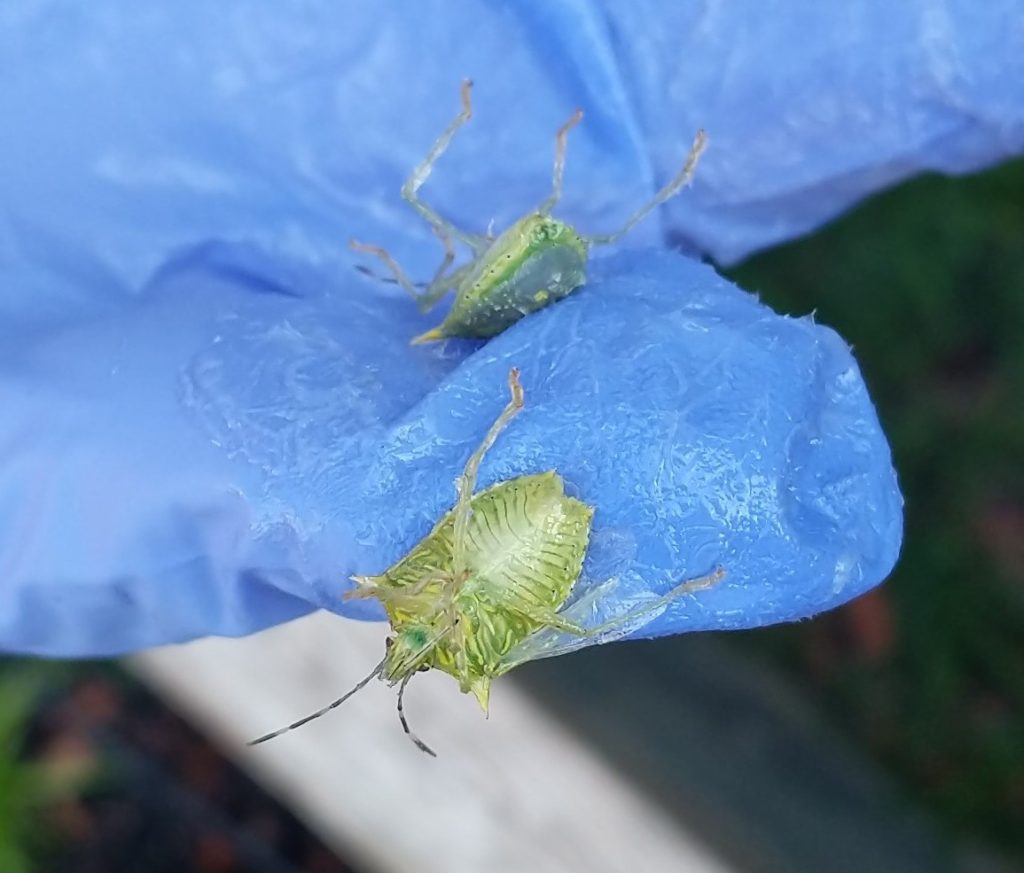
[
  {"x1": 461, "y1": 471, "x2": 592, "y2": 609},
  {"x1": 497, "y1": 577, "x2": 677, "y2": 673}
]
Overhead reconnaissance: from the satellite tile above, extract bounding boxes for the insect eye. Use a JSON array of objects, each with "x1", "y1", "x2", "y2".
[
  {"x1": 406, "y1": 628, "x2": 429, "y2": 648},
  {"x1": 532, "y1": 221, "x2": 557, "y2": 243}
]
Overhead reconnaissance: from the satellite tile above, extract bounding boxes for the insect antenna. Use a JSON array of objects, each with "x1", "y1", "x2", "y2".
[
  {"x1": 246, "y1": 656, "x2": 386, "y2": 747},
  {"x1": 397, "y1": 674, "x2": 437, "y2": 758}
]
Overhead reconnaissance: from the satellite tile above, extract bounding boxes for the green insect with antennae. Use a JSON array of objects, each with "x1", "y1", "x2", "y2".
[
  {"x1": 351, "y1": 80, "x2": 708, "y2": 345},
  {"x1": 248, "y1": 368, "x2": 724, "y2": 755}
]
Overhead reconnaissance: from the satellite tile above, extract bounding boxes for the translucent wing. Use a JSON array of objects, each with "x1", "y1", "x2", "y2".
[
  {"x1": 498, "y1": 566, "x2": 724, "y2": 674},
  {"x1": 496, "y1": 577, "x2": 661, "y2": 673}
]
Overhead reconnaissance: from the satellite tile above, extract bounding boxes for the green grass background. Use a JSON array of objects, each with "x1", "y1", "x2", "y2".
[{"x1": 726, "y1": 158, "x2": 1024, "y2": 859}]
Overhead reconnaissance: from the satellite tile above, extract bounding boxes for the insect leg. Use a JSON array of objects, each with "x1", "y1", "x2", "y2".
[
  {"x1": 416, "y1": 261, "x2": 473, "y2": 313},
  {"x1": 506, "y1": 601, "x2": 590, "y2": 634},
  {"x1": 348, "y1": 240, "x2": 421, "y2": 301},
  {"x1": 447, "y1": 608, "x2": 473, "y2": 692},
  {"x1": 537, "y1": 108, "x2": 583, "y2": 215},
  {"x1": 401, "y1": 79, "x2": 488, "y2": 254},
  {"x1": 397, "y1": 675, "x2": 437, "y2": 757},
  {"x1": 344, "y1": 571, "x2": 449, "y2": 606},
  {"x1": 584, "y1": 129, "x2": 708, "y2": 247},
  {"x1": 415, "y1": 227, "x2": 473, "y2": 313},
  {"x1": 425, "y1": 226, "x2": 456, "y2": 289},
  {"x1": 452, "y1": 368, "x2": 525, "y2": 576},
  {"x1": 569, "y1": 566, "x2": 725, "y2": 638},
  {"x1": 351, "y1": 228, "x2": 464, "y2": 312},
  {"x1": 498, "y1": 568, "x2": 725, "y2": 674},
  {"x1": 503, "y1": 569, "x2": 719, "y2": 639}
]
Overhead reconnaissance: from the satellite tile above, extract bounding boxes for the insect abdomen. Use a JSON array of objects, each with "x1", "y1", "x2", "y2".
[
  {"x1": 420, "y1": 216, "x2": 588, "y2": 341},
  {"x1": 459, "y1": 245, "x2": 586, "y2": 337},
  {"x1": 458, "y1": 472, "x2": 592, "y2": 665}
]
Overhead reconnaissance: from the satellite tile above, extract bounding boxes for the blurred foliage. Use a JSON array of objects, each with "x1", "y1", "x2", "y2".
[
  {"x1": 0, "y1": 662, "x2": 98, "y2": 873},
  {"x1": 0, "y1": 662, "x2": 356, "y2": 873},
  {"x1": 725, "y1": 159, "x2": 1024, "y2": 858}
]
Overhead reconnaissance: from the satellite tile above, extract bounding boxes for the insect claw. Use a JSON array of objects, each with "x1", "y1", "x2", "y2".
[{"x1": 560, "y1": 107, "x2": 584, "y2": 133}]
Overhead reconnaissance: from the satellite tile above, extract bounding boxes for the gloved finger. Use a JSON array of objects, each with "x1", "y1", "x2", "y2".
[
  {"x1": 1, "y1": 248, "x2": 902, "y2": 654},
  {"x1": 0, "y1": 0, "x2": 952, "y2": 654},
  {"x1": 325, "y1": 251, "x2": 903, "y2": 638}
]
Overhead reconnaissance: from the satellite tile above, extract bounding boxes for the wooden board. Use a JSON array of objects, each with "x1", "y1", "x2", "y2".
[{"x1": 133, "y1": 611, "x2": 734, "y2": 873}]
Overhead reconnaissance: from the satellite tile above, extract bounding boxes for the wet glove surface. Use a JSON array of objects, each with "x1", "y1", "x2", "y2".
[
  {"x1": 5, "y1": 0, "x2": 1016, "y2": 655},
  {"x1": 1, "y1": 249, "x2": 902, "y2": 655}
]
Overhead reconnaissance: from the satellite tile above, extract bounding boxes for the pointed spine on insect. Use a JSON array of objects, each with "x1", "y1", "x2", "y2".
[
  {"x1": 351, "y1": 80, "x2": 709, "y2": 344},
  {"x1": 247, "y1": 368, "x2": 725, "y2": 755}
]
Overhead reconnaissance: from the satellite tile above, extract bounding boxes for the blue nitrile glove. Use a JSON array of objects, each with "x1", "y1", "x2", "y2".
[{"x1": 2, "y1": 0, "x2": 1017, "y2": 656}]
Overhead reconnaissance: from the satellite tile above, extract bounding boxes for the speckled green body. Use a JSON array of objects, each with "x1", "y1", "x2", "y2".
[
  {"x1": 412, "y1": 215, "x2": 588, "y2": 344},
  {"x1": 352, "y1": 82, "x2": 707, "y2": 348},
  {"x1": 357, "y1": 470, "x2": 593, "y2": 709}
]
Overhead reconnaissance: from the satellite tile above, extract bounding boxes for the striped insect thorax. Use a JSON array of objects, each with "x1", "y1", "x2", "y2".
[{"x1": 372, "y1": 470, "x2": 593, "y2": 709}]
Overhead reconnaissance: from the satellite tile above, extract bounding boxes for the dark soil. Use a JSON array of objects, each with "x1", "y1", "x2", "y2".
[{"x1": 23, "y1": 666, "x2": 360, "y2": 873}]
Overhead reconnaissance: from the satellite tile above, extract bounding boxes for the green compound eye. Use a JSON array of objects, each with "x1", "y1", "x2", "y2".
[
  {"x1": 405, "y1": 627, "x2": 428, "y2": 649},
  {"x1": 247, "y1": 368, "x2": 725, "y2": 757},
  {"x1": 351, "y1": 79, "x2": 708, "y2": 344}
]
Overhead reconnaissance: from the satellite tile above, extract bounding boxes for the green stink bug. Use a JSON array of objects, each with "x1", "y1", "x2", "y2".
[
  {"x1": 248, "y1": 369, "x2": 725, "y2": 754},
  {"x1": 351, "y1": 80, "x2": 708, "y2": 344}
]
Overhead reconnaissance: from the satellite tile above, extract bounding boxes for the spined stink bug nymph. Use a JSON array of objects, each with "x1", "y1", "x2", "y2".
[
  {"x1": 248, "y1": 369, "x2": 725, "y2": 755},
  {"x1": 351, "y1": 80, "x2": 708, "y2": 344}
]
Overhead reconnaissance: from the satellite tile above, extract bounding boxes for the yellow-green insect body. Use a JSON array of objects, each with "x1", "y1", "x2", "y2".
[
  {"x1": 352, "y1": 80, "x2": 708, "y2": 345},
  {"x1": 248, "y1": 369, "x2": 724, "y2": 755},
  {"x1": 370, "y1": 470, "x2": 593, "y2": 710},
  {"x1": 411, "y1": 215, "x2": 587, "y2": 344}
]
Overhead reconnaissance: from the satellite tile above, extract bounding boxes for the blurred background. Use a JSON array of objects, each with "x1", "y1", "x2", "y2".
[
  {"x1": 727, "y1": 157, "x2": 1024, "y2": 866},
  {"x1": 1, "y1": 157, "x2": 1021, "y2": 872}
]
